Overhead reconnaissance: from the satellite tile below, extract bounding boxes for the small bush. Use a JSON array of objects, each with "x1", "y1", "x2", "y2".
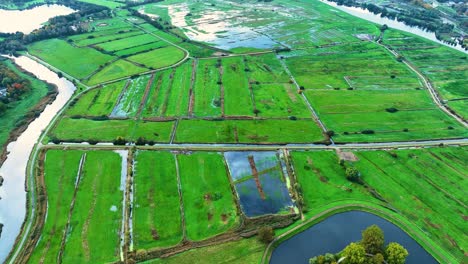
[
  {"x1": 257, "y1": 226, "x2": 274, "y2": 244},
  {"x1": 361, "y1": 129, "x2": 375, "y2": 134},
  {"x1": 385, "y1": 107, "x2": 398, "y2": 113}
]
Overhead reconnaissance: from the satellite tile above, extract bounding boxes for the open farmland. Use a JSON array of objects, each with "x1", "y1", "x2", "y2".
[
  {"x1": 28, "y1": 39, "x2": 114, "y2": 80},
  {"x1": 28, "y1": 150, "x2": 124, "y2": 263},
  {"x1": 133, "y1": 151, "x2": 183, "y2": 249},
  {"x1": 177, "y1": 152, "x2": 239, "y2": 241},
  {"x1": 7, "y1": 0, "x2": 467, "y2": 263}
]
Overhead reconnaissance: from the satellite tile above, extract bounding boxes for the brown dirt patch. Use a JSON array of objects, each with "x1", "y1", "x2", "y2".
[
  {"x1": 207, "y1": 212, "x2": 213, "y2": 221},
  {"x1": 462, "y1": 215, "x2": 468, "y2": 221},
  {"x1": 336, "y1": 149, "x2": 359, "y2": 161},
  {"x1": 151, "y1": 228, "x2": 160, "y2": 240},
  {"x1": 221, "y1": 214, "x2": 228, "y2": 224},
  {"x1": 424, "y1": 218, "x2": 441, "y2": 229}
]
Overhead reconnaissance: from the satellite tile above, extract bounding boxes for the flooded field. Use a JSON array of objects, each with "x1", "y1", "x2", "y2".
[{"x1": 225, "y1": 151, "x2": 295, "y2": 217}]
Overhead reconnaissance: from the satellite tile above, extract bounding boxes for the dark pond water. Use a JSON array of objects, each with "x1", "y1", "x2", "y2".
[
  {"x1": 270, "y1": 211, "x2": 438, "y2": 264},
  {"x1": 224, "y1": 151, "x2": 294, "y2": 217}
]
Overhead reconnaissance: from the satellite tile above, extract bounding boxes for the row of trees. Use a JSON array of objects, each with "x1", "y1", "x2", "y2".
[
  {"x1": 0, "y1": 62, "x2": 33, "y2": 116},
  {"x1": 310, "y1": 225, "x2": 408, "y2": 264}
]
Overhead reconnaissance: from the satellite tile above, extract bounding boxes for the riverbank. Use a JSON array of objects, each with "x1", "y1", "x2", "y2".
[{"x1": 0, "y1": 58, "x2": 57, "y2": 167}]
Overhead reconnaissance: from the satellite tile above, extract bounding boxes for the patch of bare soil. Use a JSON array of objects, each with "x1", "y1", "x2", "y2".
[{"x1": 336, "y1": 149, "x2": 359, "y2": 161}]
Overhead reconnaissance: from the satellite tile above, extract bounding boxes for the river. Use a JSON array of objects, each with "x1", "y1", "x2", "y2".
[
  {"x1": 270, "y1": 211, "x2": 438, "y2": 264},
  {"x1": 320, "y1": 0, "x2": 467, "y2": 54},
  {"x1": 0, "y1": 56, "x2": 76, "y2": 263},
  {"x1": 0, "y1": 5, "x2": 75, "y2": 34}
]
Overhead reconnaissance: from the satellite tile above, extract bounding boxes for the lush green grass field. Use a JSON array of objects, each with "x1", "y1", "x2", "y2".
[
  {"x1": 51, "y1": 118, "x2": 174, "y2": 142},
  {"x1": 163, "y1": 62, "x2": 191, "y2": 116},
  {"x1": 0, "y1": 60, "x2": 50, "y2": 151},
  {"x1": 144, "y1": 237, "x2": 265, "y2": 264},
  {"x1": 253, "y1": 83, "x2": 310, "y2": 118},
  {"x1": 115, "y1": 41, "x2": 169, "y2": 57},
  {"x1": 175, "y1": 119, "x2": 324, "y2": 144},
  {"x1": 307, "y1": 89, "x2": 467, "y2": 142},
  {"x1": 75, "y1": 0, "x2": 124, "y2": 8},
  {"x1": 193, "y1": 59, "x2": 222, "y2": 117},
  {"x1": 221, "y1": 57, "x2": 253, "y2": 116},
  {"x1": 87, "y1": 60, "x2": 148, "y2": 86},
  {"x1": 73, "y1": 31, "x2": 143, "y2": 47},
  {"x1": 29, "y1": 39, "x2": 114, "y2": 80},
  {"x1": 383, "y1": 29, "x2": 468, "y2": 118},
  {"x1": 291, "y1": 150, "x2": 375, "y2": 210},
  {"x1": 247, "y1": 54, "x2": 290, "y2": 83},
  {"x1": 354, "y1": 147, "x2": 468, "y2": 262},
  {"x1": 127, "y1": 46, "x2": 185, "y2": 70},
  {"x1": 66, "y1": 80, "x2": 126, "y2": 117},
  {"x1": 291, "y1": 147, "x2": 467, "y2": 263},
  {"x1": 27, "y1": 150, "x2": 84, "y2": 264},
  {"x1": 96, "y1": 34, "x2": 159, "y2": 52},
  {"x1": 133, "y1": 151, "x2": 183, "y2": 249},
  {"x1": 177, "y1": 152, "x2": 238, "y2": 241},
  {"x1": 61, "y1": 151, "x2": 123, "y2": 263}
]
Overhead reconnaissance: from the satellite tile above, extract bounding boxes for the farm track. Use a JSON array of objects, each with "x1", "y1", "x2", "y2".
[
  {"x1": 276, "y1": 55, "x2": 333, "y2": 144},
  {"x1": 188, "y1": 59, "x2": 198, "y2": 116},
  {"x1": 377, "y1": 41, "x2": 467, "y2": 127}
]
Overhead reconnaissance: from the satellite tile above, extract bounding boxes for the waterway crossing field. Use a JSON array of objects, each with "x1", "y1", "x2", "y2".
[{"x1": 0, "y1": 0, "x2": 467, "y2": 263}]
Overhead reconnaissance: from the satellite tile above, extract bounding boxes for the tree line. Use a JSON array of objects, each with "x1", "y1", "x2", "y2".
[{"x1": 0, "y1": 61, "x2": 33, "y2": 116}]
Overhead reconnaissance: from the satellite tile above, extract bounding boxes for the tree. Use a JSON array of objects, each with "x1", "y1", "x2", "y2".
[
  {"x1": 342, "y1": 242, "x2": 366, "y2": 264},
  {"x1": 385, "y1": 242, "x2": 408, "y2": 264},
  {"x1": 345, "y1": 167, "x2": 360, "y2": 182},
  {"x1": 257, "y1": 226, "x2": 274, "y2": 244},
  {"x1": 372, "y1": 253, "x2": 384, "y2": 264},
  {"x1": 361, "y1": 225, "x2": 384, "y2": 254}
]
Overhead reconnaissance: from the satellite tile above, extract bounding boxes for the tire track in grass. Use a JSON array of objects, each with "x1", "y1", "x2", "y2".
[
  {"x1": 219, "y1": 63, "x2": 225, "y2": 117},
  {"x1": 136, "y1": 73, "x2": 156, "y2": 119},
  {"x1": 160, "y1": 69, "x2": 177, "y2": 116},
  {"x1": 188, "y1": 59, "x2": 198, "y2": 117},
  {"x1": 173, "y1": 154, "x2": 187, "y2": 241},
  {"x1": 81, "y1": 161, "x2": 100, "y2": 262},
  {"x1": 57, "y1": 154, "x2": 86, "y2": 264},
  {"x1": 38, "y1": 153, "x2": 68, "y2": 264}
]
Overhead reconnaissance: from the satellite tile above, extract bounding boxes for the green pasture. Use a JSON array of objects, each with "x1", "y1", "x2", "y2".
[
  {"x1": 86, "y1": 60, "x2": 148, "y2": 86},
  {"x1": 112, "y1": 75, "x2": 150, "y2": 118},
  {"x1": 193, "y1": 59, "x2": 222, "y2": 117},
  {"x1": 127, "y1": 46, "x2": 185, "y2": 69},
  {"x1": 221, "y1": 57, "x2": 253, "y2": 116},
  {"x1": 133, "y1": 151, "x2": 183, "y2": 249},
  {"x1": 177, "y1": 152, "x2": 238, "y2": 241}
]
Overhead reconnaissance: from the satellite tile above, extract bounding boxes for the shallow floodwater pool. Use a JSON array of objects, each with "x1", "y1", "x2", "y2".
[
  {"x1": 270, "y1": 211, "x2": 438, "y2": 264},
  {"x1": 225, "y1": 151, "x2": 294, "y2": 217}
]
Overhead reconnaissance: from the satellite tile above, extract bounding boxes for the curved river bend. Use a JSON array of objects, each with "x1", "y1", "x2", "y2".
[
  {"x1": 0, "y1": 56, "x2": 75, "y2": 263},
  {"x1": 270, "y1": 211, "x2": 437, "y2": 264}
]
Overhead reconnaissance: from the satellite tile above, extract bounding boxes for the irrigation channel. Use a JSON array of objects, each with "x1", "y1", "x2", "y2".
[
  {"x1": 0, "y1": 2, "x2": 467, "y2": 263},
  {"x1": 269, "y1": 211, "x2": 438, "y2": 264}
]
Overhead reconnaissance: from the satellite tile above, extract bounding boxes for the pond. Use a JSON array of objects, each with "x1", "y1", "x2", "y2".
[
  {"x1": 270, "y1": 211, "x2": 438, "y2": 264},
  {"x1": 224, "y1": 151, "x2": 295, "y2": 217},
  {"x1": 0, "y1": 56, "x2": 76, "y2": 262},
  {"x1": 0, "y1": 5, "x2": 75, "y2": 34}
]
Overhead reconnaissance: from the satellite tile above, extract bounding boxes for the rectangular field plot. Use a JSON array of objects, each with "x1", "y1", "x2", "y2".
[
  {"x1": 27, "y1": 150, "x2": 85, "y2": 264},
  {"x1": 224, "y1": 151, "x2": 295, "y2": 217},
  {"x1": 86, "y1": 60, "x2": 148, "y2": 86},
  {"x1": 28, "y1": 39, "x2": 115, "y2": 80},
  {"x1": 73, "y1": 30, "x2": 143, "y2": 47},
  {"x1": 286, "y1": 42, "x2": 419, "y2": 90},
  {"x1": 50, "y1": 118, "x2": 174, "y2": 143},
  {"x1": 66, "y1": 80, "x2": 126, "y2": 117},
  {"x1": 142, "y1": 63, "x2": 191, "y2": 117},
  {"x1": 221, "y1": 57, "x2": 253, "y2": 116},
  {"x1": 175, "y1": 119, "x2": 324, "y2": 144},
  {"x1": 29, "y1": 150, "x2": 125, "y2": 263},
  {"x1": 133, "y1": 151, "x2": 182, "y2": 249},
  {"x1": 127, "y1": 46, "x2": 185, "y2": 70},
  {"x1": 354, "y1": 147, "x2": 468, "y2": 262},
  {"x1": 114, "y1": 41, "x2": 169, "y2": 57},
  {"x1": 252, "y1": 83, "x2": 311, "y2": 118},
  {"x1": 306, "y1": 89, "x2": 467, "y2": 142},
  {"x1": 291, "y1": 150, "x2": 375, "y2": 210},
  {"x1": 95, "y1": 34, "x2": 159, "y2": 52},
  {"x1": 246, "y1": 54, "x2": 290, "y2": 83},
  {"x1": 111, "y1": 75, "x2": 151, "y2": 118},
  {"x1": 177, "y1": 152, "x2": 239, "y2": 241},
  {"x1": 193, "y1": 59, "x2": 222, "y2": 117}
]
